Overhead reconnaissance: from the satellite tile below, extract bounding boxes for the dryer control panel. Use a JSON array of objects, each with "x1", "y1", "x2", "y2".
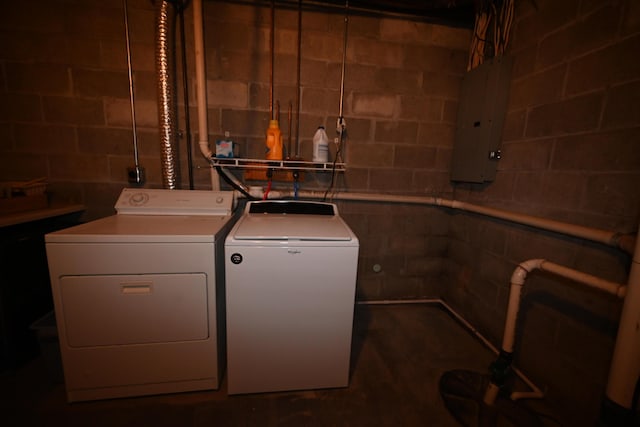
[{"x1": 115, "y1": 188, "x2": 234, "y2": 216}]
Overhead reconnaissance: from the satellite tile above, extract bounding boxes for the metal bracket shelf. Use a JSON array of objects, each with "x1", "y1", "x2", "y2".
[{"x1": 210, "y1": 157, "x2": 346, "y2": 172}]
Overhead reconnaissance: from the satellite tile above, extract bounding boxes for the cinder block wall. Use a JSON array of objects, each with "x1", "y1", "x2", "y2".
[
  {"x1": 444, "y1": 0, "x2": 640, "y2": 424},
  {"x1": 0, "y1": 0, "x2": 469, "y2": 299}
]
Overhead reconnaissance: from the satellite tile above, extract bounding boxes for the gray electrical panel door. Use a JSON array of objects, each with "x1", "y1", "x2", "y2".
[{"x1": 451, "y1": 56, "x2": 513, "y2": 183}]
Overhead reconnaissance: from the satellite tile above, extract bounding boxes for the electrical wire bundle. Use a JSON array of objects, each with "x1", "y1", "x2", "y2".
[{"x1": 467, "y1": 0, "x2": 514, "y2": 71}]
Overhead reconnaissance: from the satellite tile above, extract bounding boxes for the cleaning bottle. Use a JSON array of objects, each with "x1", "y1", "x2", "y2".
[
  {"x1": 265, "y1": 119, "x2": 283, "y2": 160},
  {"x1": 312, "y1": 126, "x2": 329, "y2": 163}
]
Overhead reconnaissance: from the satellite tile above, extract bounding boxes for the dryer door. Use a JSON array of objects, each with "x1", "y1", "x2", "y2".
[{"x1": 59, "y1": 273, "x2": 208, "y2": 347}]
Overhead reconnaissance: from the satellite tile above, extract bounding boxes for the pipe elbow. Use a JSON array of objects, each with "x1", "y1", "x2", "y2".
[
  {"x1": 511, "y1": 259, "x2": 545, "y2": 285},
  {"x1": 198, "y1": 140, "x2": 212, "y2": 158},
  {"x1": 613, "y1": 233, "x2": 637, "y2": 256}
]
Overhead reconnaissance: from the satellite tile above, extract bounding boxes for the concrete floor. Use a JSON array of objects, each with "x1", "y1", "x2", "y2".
[{"x1": 0, "y1": 304, "x2": 560, "y2": 426}]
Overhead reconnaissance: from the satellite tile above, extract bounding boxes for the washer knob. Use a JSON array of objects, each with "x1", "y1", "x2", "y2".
[{"x1": 216, "y1": 196, "x2": 224, "y2": 204}]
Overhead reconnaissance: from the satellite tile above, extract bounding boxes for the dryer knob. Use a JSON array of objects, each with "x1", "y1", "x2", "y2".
[
  {"x1": 129, "y1": 192, "x2": 149, "y2": 205},
  {"x1": 216, "y1": 196, "x2": 224, "y2": 204}
]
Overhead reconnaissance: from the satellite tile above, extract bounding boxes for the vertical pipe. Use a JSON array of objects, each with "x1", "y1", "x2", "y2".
[
  {"x1": 177, "y1": 3, "x2": 194, "y2": 190},
  {"x1": 606, "y1": 223, "x2": 640, "y2": 411},
  {"x1": 123, "y1": 0, "x2": 140, "y2": 170},
  {"x1": 269, "y1": 0, "x2": 275, "y2": 121},
  {"x1": 294, "y1": 0, "x2": 302, "y2": 158},
  {"x1": 193, "y1": 0, "x2": 219, "y2": 190},
  {"x1": 155, "y1": 0, "x2": 179, "y2": 189}
]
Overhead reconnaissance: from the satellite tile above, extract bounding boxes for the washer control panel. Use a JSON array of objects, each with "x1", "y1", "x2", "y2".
[{"x1": 115, "y1": 188, "x2": 234, "y2": 215}]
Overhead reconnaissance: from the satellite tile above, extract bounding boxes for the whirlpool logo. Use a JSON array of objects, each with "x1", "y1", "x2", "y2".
[{"x1": 230, "y1": 253, "x2": 243, "y2": 265}]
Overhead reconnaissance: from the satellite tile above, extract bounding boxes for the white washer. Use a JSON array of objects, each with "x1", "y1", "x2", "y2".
[
  {"x1": 225, "y1": 200, "x2": 359, "y2": 395},
  {"x1": 45, "y1": 188, "x2": 237, "y2": 402}
]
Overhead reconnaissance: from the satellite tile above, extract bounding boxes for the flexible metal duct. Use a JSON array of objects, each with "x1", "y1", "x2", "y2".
[{"x1": 155, "y1": 0, "x2": 179, "y2": 189}]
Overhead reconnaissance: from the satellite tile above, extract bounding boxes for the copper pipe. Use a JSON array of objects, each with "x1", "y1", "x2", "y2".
[{"x1": 269, "y1": 0, "x2": 275, "y2": 120}]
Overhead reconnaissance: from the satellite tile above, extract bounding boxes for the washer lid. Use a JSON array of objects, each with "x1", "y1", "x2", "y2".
[{"x1": 231, "y1": 201, "x2": 355, "y2": 241}]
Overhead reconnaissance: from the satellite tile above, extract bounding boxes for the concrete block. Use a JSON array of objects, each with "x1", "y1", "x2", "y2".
[
  {"x1": 394, "y1": 145, "x2": 436, "y2": 169},
  {"x1": 421, "y1": 72, "x2": 461, "y2": 98},
  {"x1": 48, "y1": 153, "x2": 110, "y2": 181},
  {"x1": 99, "y1": 40, "x2": 130, "y2": 71},
  {"x1": 221, "y1": 109, "x2": 270, "y2": 137},
  {"x1": 346, "y1": 143, "x2": 393, "y2": 168},
  {"x1": 301, "y1": 87, "x2": 340, "y2": 113},
  {"x1": 207, "y1": 80, "x2": 248, "y2": 108},
  {"x1": 501, "y1": 108, "x2": 526, "y2": 141},
  {"x1": 43, "y1": 96, "x2": 105, "y2": 125},
  {"x1": 511, "y1": 0, "x2": 580, "y2": 51},
  {"x1": 380, "y1": 19, "x2": 430, "y2": 43},
  {"x1": 622, "y1": 0, "x2": 640, "y2": 35},
  {"x1": 73, "y1": 69, "x2": 128, "y2": 98},
  {"x1": 131, "y1": 71, "x2": 156, "y2": 102},
  {"x1": 0, "y1": 153, "x2": 48, "y2": 181},
  {"x1": 135, "y1": 129, "x2": 161, "y2": 157},
  {"x1": 584, "y1": 172, "x2": 640, "y2": 219},
  {"x1": 375, "y1": 121, "x2": 418, "y2": 144},
  {"x1": 342, "y1": 167, "x2": 369, "y2": 191},
  {"x1": 14, "y1": 124, "x2": 77, "y2": 153},
  {"x1": 556, "y1": 318, "x2": 615, "y2": 382},
  {"x1": 525, "y1": 92, "x2": 603, "y2": 137},
  {"x1": 352, "y1": 93, "x2": 397, "y2": 118},
  {"x1": 537, "y1": 3, "x2": 620, "y2": 69},
  {"x1": 375, "y1": 68, "x2": 422, "y2": 93},
  {"x1": 349, "y1": 38, "x2": 404, "y2": 68},
  {"x1": 566, "y1": 34, "x2": 640, "y2": 95},
  {"x1": 399, "y1": 97, "x2": 442, "y2": 122},
  {"x1": 303, "y1": 31, "x2": 343, "y2": 62},
  {"x1": 77, "y1": 127, "x2": 133, "y2": 155},
  {"x1": 552, "y1": 128, "x2": 640, "y2": 171},
  {"x1": 206, "y1": 21, "x2": 251, "y2": 52},
  {"x1": 509, "y1": 64, "x2": 566, "y2": 109},
  {"x1": 428, "y1": 25, "x2": 472, "y2": 50},
  {"x1": 64, "y1": 5, "x2": 123, "y2": 40},
  {"x1": 443, "y1": 100, "x2": 458, "y2": 124},
  {"x1": 369, "y1": 168, "x2": 413, "y2": 191},
  {"x1": 499, "y1": 139, "x2": 552, "y2": 171},
  {"x1": 602, "y1": 80, "x2": 640, "y2": 129},
  {"x1": 0, "y1": 93, "x2": 43, "y2": 122},
  {"x1": 404, "y1": 45, "x2": 458, "y2": 73},
  {"x1": 412, "y1": 170, "x2": 454, "y2": 194},
  {"x1": 5, "y1": 62, "x2": 70, "y2": 95},
  {"x1": 510, "y1": 46, "x2": 536, "y2": 79},
  {"x1": 105, "y1": 98, "x2": 157, "y2": 128},
  {"x1": 417, "y1": 123, "x2": 455, "y2": 147},
  {"x1": 513, "y1": 171, "x2": 584, "y2": 210}
]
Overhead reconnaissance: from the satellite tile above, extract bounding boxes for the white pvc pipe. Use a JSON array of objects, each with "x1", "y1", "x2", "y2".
[
  {"x1": 483, "y1": 258, "x2": 627, "y2": 406},
  {"x1": 606, "y1": 222, "x2": 640, "y2": 410},
  {"x1": 193, "y1": 0, "x2": 219, "y2": 190},
  {"x1": 259, "y1": 189, "x2": 634, "y2": 253}
]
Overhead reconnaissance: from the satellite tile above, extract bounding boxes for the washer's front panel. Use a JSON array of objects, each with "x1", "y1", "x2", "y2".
[{"x1": 225, "y1": 244, "x2": 358, "y2": 394}]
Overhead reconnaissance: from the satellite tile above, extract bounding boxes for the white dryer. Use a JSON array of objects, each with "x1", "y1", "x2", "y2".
[{"x1": 45, "y1": 188, "x2": 236, "y2": 402}]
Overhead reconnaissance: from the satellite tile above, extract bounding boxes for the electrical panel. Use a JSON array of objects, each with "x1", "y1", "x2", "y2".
[{"x1": 450, "y1": 56, "x2": 513, "y2": 183}]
